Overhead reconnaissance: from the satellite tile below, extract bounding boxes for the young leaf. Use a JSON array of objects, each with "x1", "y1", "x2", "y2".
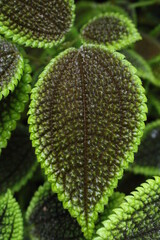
[
  {"x1": 121, "y1": 49, "x2": 155, "y2": 84},
  {"x1": 26, "y1": 182, "x2": 84, "y2": 240},
  {"x1": 0, "y1": 59, "x2": 32, "y2": 154},
  {"x1": 0, "y1": 125, "x2": 37, "y2": 194},
  {"x1": 0, "y1": 0, "x2": 75, "y2": 48},
  {"x1": 28, "y1": 44, "x2": 147, "y2": 239},
  {"x1": 0, "y1": 190, "x2": 23, "y2": 240},
  {"x1": 94, "y1": 177, "x2": 160, "y2": 240},
  {"x1": 81, "y1": 13, "x2": 141, "y2": 50},
  {"x1": 0, "y1": 37, "x2": 24, "y2": 100},
  {"x1": 130, "y1": 120, "x2": 160, "y2": 176}
]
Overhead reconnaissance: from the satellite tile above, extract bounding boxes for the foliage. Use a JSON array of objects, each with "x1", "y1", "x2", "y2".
[{"x1": 0, "y1": 0, "x2": 160, "y2": 239}]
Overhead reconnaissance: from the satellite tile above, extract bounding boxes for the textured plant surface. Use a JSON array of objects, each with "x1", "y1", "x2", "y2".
[
  {"x1": 0, "y1": 125, "x2": 37, "y2": 194},
  {"x1": 94, "y1": 177, "x2": 160, "y2": 240},
  {"x1": 81, "y1": 13, "x2": 141, "y2": 50},
  {"x1": 0, "y1": 1, "x2": 160, "y2": 240},
  {"x1": 0, "y1": 0, "x2": 75, "y2": 48},
  {"x1": 0, "y1": 37, "x2": 24, "y2": 100},
  {"x1": 29, "y1": 44, "x2": 147, "y2": 238},
  {"x1": 0, "y1": 190, "x2": 23, "y2": 240},
  {"x1": 130, "y1": 120, "x2": 160, "y2": 176}
]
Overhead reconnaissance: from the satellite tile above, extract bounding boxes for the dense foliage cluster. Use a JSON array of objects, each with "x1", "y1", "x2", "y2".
[{"x1": 0, "y1": 0, "x2": 160, "y2": 239}]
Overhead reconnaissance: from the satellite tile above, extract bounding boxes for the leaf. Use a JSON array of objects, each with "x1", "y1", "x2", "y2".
[
  {"x1": 81, "y1": 13, "x2": 141, "y2": 50},
  {"x1": 26, "y1": 182, "x2": 85, "y2": 240},
  {"x1": 0, "y1": 0, "x2": 75, "y2": 48},
  {"x1": 130, "y1": 120, "x2": 160, "y2": 176},
  {"x1": 0, "y1": 190, "x2": 23, "y2": 240},
  {"x1": 121, "y1": 49, "x2": 155, "y2": 84},
  {"x1": 149, "y1": 54, "x2": 160, "y2": 86},
  {"x1": 0, "y1": 37, "x2": 24, "y2": 100},
  {"x1": 95, "y1": 192, "x2": 125, "y2": 234},
  {"x1": 0, "y1": 125, "x2": 37, "y2": 194},
  {"x1": 0, "y1": 59, "x2": 32, "y2": 154},
  {"x1": 94, "y1": 177, "x2": 160, "y2": 240},
  {"x1": 28, "y1": 44, "x2": 147, "y2": 239},
  {"x1": 75, "y1": 2, "x2": 128, "y2": 30}
]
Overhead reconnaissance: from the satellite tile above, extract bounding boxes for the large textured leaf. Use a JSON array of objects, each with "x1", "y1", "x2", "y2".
[
  {"x1": 130, "y1": 120, "x2": 160, "y2": 176},
  {"x1": 0, "y1": 37, "x2": 24, "y2": 100},
  {"x1": 26, "y1": 182, "x2": 84, "y2": 240},
  {"x1": 0, "y1": 0, "x2": 75, "y2": 48},
  {"x1": 0, "y1": 59, "x2": 32, "y2": 154},
  {"x1": 94, "y1": 177, "x2": 160, "y2": 240},
  {"x1": 29, "y1": 44, "x2": 147, "y2": 239},
  {"x1": 121, "y1": 49, "x2": 155, "y2": 84},
  {"x1": 0, "y1": 190, "x2": 23, "y2": 240},
  {"x1": 81, "y1": 13, "x2": 141, "y2": 50},
  {"x1": 0, "y1": 125, "x2": 37, "y2": 194}
]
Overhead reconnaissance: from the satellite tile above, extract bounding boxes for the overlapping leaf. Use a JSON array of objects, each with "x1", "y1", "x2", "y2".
[
  {"x1": 26, "y1": 182, "x2": 84, "y2": 240},
  {"x1": 0, "y1": 59, "x2": 32, "y2": 154},
  {"x1": 81, "y1": 13, "x2": 141, "y2": 50},
  {"x1": 130, "y1": 120, "x2": 160, "y2": 176},
  {"x1": 0, "y1": 190, "x2": 23, "y2": 240},
  {"x1": 0, "y1": 37, "x2": 24, "y2": 100},
  {"x1": 29, "y1": 44, "x2": 147, "y2": 239},
  {"x1": 0, "y1": 125, "x2": 37, "y2": 194},
  {"x1": 121, "y1": 49, "x2": 155, "y2": 84},
  {"x1": 0, "y1": 0, "x2": 75, "y2": 48},
  {"x1": 94, "y1": 177, "x2": 160, "y2": 240},
  {"x1": 149, "y1": 55, "x2": 160, "y2": 86}
]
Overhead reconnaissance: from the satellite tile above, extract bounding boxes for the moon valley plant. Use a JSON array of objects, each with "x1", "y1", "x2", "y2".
[{"x1": 0, "y1": 0, "x2": 160, "y2": 240}]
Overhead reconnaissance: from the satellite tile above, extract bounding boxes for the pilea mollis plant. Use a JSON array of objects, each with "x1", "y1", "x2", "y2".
[{"x1": 0, "y1": 0, "x2": 160, "y2": 239}]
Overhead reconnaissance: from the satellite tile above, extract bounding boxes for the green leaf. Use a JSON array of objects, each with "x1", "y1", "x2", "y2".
[
  {"x1": 26, "y1": 182, "x2": 85, "y2": 240},
  {"x1": 0, "y1": 190, "x2": 23, "y2": 240},
  {"x1": 94, "y1": 177, "x2": 160, "y2": 240},
  {"x1": 0, "y1": 0, "x2": 75, "y2": 48},
  {"x1": 28, "y1": 44, "x2": 147, "y2": 239},
  {"x1": 130, "y1": 120, "x2": 160, "y2": 176},
  {"x1": 0, "y1": 37, "x2": 24, "y2": 100},
  {"x1": 149, "y1": 54, "x2": 160, "y2": 86},
  {"x1": 0, "y1": 59, "x2": 32, "y2": 154},
  {"x1": 95, "y1": 192, "x2": 125, "y2": 234},
  {"x1": 0, "y1": 125, "x2": 37, "y2": 194},
  {"x1": 121, "y1": 49, "x2": 156, "y2": 84},
  {"x1": 81, "y1": 13, "x2": 141, "y2": 50},
  {"x1": 75, "y1": 2, "x2": 128, "y2": 30}
]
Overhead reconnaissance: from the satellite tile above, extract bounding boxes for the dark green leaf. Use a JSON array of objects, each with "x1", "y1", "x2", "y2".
[
  {"x1": 130, "y1": 120, "x2": 160, "y2": 176},
  {"x1": 94, "y1": 177, "x2": 160, "y2": 240},
  {"x1": 0, "y1": 190, "x2": 23, "y2": 240},
  {"x1": 29, "y1": 44, "x2": 147, "y2": 239},
  {"x1": 0, "y1": 59, "x2": 32, "y2": 154},
  {"x1": 0, "y1": 37, "x2": 24, "y2": 100},
  {"x1": 0, "y1": 125, "x2": 37, "y2": 194},
  {"x1": 26, "y1": 182, "x2": 84, "y2": 240},
  {"x1": 0, "y1": 0, "x2": 75, "y2": 48},
  {"x1": 149, "y1": 54, "x2": 160, "y2": 86},
  {"x1": 81, "y1": 13, "x2": 141, "y2": 50}
]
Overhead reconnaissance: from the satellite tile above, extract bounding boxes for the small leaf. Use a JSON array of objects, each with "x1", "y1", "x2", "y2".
[
  {"x1": 121, "y1": 49, "x2": 155, "y2": 84},
  {"x1": 81, "y1": 13, "x2": 141, "y2": 50},
  {"x1": 26, "y1": 182, "x2": 85, "y2": 240},
  {"x1": 149, "y1": 54, "x2": 160, "y2": 86},
  {"x1": 130, "y1": 120, "x2": 160, "y2": 176},
  {"x1": 0, "y1": 125, "x2": 37, "y2": 194},
  {"x1": 0, "y1": 0, "x2": 75, "y2": 48},
  {"x1": 75, "y1": 2, "x2": 128, "y2": 30},
  {"x1": 94, "y1": 177, "x2": 160, "y2": 240},
  {"x1": 0, "y1": 37, "x2": 24, "y2": 100},
  {"x1": 29, "y1": 44, "x2": 147, "y2": 239},
  {"x1": 0, "y1": 59, "x2": 32, "y2": 154},
  {"x1": 0, "y1": 190, "x2": 23, "y2": 240}
]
